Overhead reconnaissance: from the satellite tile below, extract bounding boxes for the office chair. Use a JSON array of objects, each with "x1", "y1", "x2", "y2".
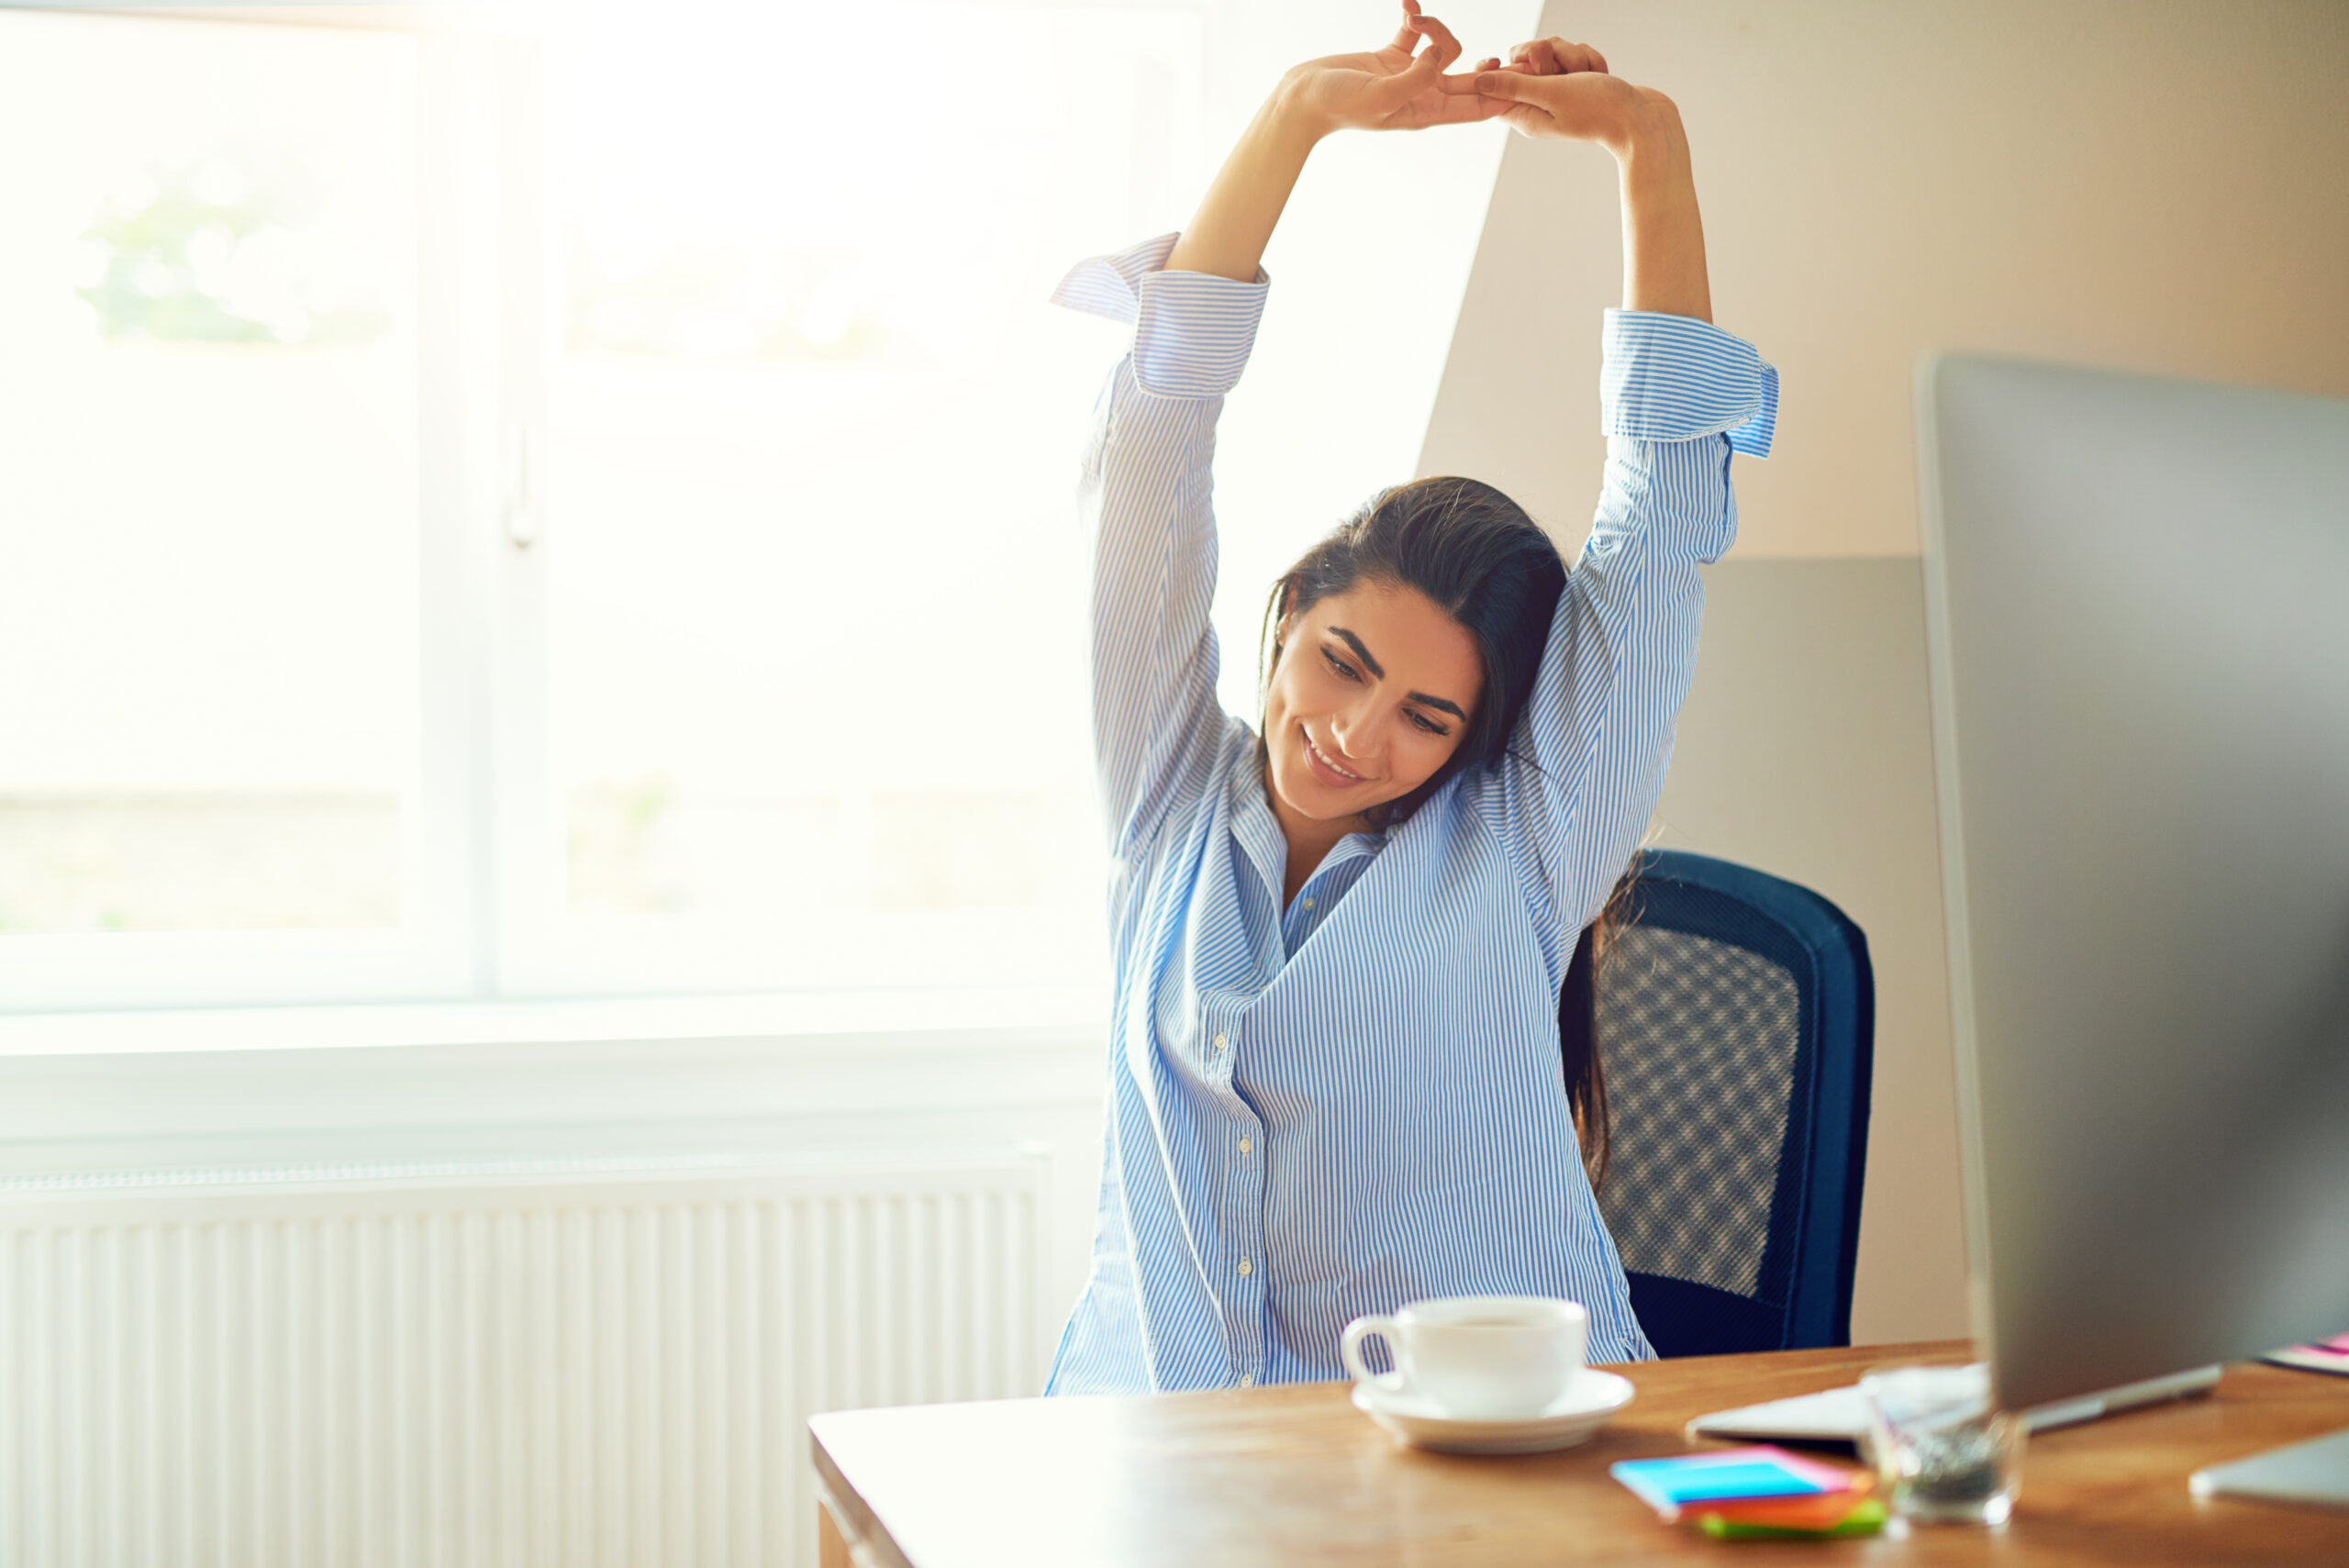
[{"x1": 1574, "y1": 849, "x2": 1875, "y2": 1357}]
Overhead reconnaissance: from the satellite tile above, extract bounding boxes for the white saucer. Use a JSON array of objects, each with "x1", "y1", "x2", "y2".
[{"x1": 1351, "y1": 1368, "x2": 1636, "y2": 1455}]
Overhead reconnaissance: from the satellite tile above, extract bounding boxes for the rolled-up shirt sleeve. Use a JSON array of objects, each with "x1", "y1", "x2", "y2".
[
  {"x1": 1493, "y1": 311, "x2": 1778, "y2": 961},
  {"x1": 1052, "y1": 234, "x2": 1271, "y2": 855},
  {"x1": 1601, "y1": 307, "x2": 1778, "y2": 457}
]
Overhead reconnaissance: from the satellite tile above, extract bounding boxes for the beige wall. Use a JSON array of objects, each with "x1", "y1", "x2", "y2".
[
  {"x1": 1423, "y1": 0, "x2": 2349, "y2": 558},
  {"x1": 1421, "y1": 0, "x2": 2349, "y2": 1342}
]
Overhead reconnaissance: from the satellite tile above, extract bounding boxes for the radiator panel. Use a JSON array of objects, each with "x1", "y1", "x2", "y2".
[{"x1": 0, "y1": 1158, "x2": 1046, "y2": 1568}]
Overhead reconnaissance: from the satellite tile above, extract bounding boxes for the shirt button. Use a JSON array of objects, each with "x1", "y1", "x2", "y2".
[
  {"x1": 1301, "y1": 896, "x2": 1315, "y2": 909},
  {"x1": 1239, "y1": 1137, "x2": 1252, "y2": 1156},
  {"x1": 1239, "y1": 1373, "x2": 1256, "y2": 1388},
  {"x1": 1236, "y1": 1258, "x2": 1252, "y2": 1277},
  {"x1": 1212, "y1": 1032, "x2": 1228, "y2": 1052}
]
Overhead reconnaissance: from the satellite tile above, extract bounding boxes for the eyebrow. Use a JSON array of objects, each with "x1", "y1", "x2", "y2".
[{"x1": 1328, "y1": 625, "x2": 1470, "y2": 722}]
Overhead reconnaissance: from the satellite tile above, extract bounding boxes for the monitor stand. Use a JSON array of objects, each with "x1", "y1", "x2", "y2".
[
  {"x1": 2190, "y1": 1427, "x2": 2349, "y2": 1510},
  {"x1": 2023, "y1": 1364, "x2": 2218, "y2": 1431}
]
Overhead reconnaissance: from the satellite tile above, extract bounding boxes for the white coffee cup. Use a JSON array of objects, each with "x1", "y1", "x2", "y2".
[{"x1": 1340, "y1": 1295, "x2": 1587, "y2": 1420}]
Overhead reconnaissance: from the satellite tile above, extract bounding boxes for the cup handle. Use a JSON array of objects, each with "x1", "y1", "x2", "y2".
[{"x1": 1341, "y1": 1315, "x2": 1408, "y2": 1396}]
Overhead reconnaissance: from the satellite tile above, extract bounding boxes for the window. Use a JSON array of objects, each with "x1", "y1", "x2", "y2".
[
  {"x1": 507, "y1": 1, "x2": 1205, "y2": 995},
  {"x1": 2, "y1": 0, "x2": 1506, "y2": 1014},
  {"x1": 0, "y1": 0, "x2": 1198, "y2": 1008},
  {"x1": 0, "y1": 7, "x2": 468, "y2": 1008}
]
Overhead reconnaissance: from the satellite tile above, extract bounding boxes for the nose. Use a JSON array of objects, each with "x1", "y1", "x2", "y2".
[{"x1": 1329, "y1": 700, "x2": 1374, "y2": 762}]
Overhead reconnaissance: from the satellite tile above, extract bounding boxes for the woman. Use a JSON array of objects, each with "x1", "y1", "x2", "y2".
[{"x1": 1046, "y1": 4, "x2": 1776, "y2": 1395}]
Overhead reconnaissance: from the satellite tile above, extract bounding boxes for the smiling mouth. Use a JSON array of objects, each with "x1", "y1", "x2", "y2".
[{"x1": 1302, "y1": 726, "x2": 1364, "y2": 784}]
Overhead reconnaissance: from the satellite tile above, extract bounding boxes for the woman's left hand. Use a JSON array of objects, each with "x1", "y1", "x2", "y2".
[
  {"x1": 1451, "y1": 34, "x2": 1711, "y2": 319},
  {"x1": 1445, "y1": 34, "x2": 1666, "y2": 156},
  {"x1": 1276, "y1": 1, "x2": 1511, "y2": 138}
]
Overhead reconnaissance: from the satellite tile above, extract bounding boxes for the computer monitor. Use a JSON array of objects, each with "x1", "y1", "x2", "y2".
[{"x1": 1918, "y1": 354, "x2": 2349, "y2": 1498}]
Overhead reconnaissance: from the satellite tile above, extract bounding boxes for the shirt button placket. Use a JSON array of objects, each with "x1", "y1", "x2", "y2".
[
  {"x1": 1213, "y1": 1011, "x2": 1255, "y2": 1382},
  {"x1": 1207, "y1": 1008, "x2": 1260, "y2": 1385},
  {"x1": 1244, "y1": 1125, "x2": 1264, "y2": 1382}
]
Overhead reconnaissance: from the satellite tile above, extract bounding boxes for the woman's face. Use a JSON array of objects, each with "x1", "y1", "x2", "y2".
[{"x1": 1263, "y1": 579, "x2": 1485, "y2": 828}]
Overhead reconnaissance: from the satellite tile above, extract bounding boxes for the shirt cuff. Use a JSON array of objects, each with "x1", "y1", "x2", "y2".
[
  {"x1": 1599, "y1": 309, "x2": 1778, "y2": 458},
  {"x1": 1051, "y1": 233, "x2": 1271, "y2": 399}
]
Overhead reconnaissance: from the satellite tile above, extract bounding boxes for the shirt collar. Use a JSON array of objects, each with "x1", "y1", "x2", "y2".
[{"x1": 1231, "y1": 739, "x2": 1388, "y2": 884}]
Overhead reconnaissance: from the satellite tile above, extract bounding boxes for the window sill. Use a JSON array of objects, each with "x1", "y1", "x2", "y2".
[
  {"x1": 0, "y1": 984, "x2": 1106, "y2": 1060},
  {"x1": 0, "y1": 986, "x2": 1111, "y2": 1180}
]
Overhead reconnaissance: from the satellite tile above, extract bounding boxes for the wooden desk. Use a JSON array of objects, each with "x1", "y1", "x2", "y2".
[{"x1": 811, "y1": 1340, "x2": 2349, "y2": 1565}]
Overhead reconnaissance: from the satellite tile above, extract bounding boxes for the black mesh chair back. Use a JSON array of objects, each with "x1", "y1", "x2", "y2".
[{"x1": 1586, "y1": 850, "x2": 1874, "y2": 1356}]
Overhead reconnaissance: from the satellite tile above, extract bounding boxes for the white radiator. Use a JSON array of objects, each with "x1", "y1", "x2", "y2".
[{"x1": 0, "y1": 1153, "x2": 1049, "y2": 1568}]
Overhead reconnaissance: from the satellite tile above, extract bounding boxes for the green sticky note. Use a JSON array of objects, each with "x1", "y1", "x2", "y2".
[{"x1": 1698, "y1": 1498, "x2": 1887, "y2": 1540}]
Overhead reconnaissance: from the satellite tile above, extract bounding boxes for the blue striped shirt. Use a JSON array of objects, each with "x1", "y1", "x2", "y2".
[{"x1": 1046, "y1": 232, "x2": 1777, "y2": 1396}]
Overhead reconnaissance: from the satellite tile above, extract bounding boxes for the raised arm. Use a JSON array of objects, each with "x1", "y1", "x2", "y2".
[
  {"x1": 1462, "y1": 36, "x2": 1710, "y2": 318},
  {"x1": 1061, "y1": 6, "x2": 1503, "y2": 856},
  {"x1": 1455, "y1": 44, "x2": 1776, "y2": 942}
]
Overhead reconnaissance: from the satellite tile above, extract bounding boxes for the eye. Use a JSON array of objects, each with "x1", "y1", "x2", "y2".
[
  {"x1": 1408, "y1": 710, "x2": 1450, "y2": 738},
  {"x1": 1319, "y1": 647, "x2": 1361, "y2": 682}
]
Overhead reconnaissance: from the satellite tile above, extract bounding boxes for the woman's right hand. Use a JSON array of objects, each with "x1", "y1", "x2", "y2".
[{"x1": 1274, "y1": 1, "x2": 1506, "y2": 139}]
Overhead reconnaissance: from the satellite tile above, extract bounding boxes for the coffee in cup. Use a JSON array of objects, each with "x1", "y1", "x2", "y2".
[{"x1": 1340, "y1": 1295, "x2": 1587, "y2": 1420}]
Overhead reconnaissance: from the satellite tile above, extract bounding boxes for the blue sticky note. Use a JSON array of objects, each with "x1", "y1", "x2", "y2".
[{"x1": 1611, "y1": 1453, "x2": 1833, "y2": 1510}]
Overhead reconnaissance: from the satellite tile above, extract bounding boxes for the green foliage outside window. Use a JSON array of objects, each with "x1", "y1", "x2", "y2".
[{"x1": 78, "y1": 159, "x2": 386, "y2": 347}]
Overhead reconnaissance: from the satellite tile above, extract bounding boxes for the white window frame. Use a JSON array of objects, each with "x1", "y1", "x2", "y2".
[
  {"x1": 1, "y1": 1, "x2": 1144, "y2": 1015},
  {"x1": 0, "y1": 4, "x2": 515, "y2": 1011}
]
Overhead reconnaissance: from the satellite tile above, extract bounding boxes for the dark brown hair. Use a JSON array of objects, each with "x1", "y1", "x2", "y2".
[
  {"x1": 1257, "y1": 475, "x2": 1568, "y2": 830},
  {"x1": 1558, "y1": 873, "x2": 1638, "y2": 1194}
]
